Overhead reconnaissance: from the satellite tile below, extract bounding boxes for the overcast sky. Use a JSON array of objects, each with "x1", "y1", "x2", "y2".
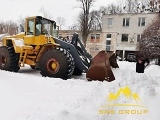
[{"x1": 0, "y1": 0, "x2": 115, "y2": 29}]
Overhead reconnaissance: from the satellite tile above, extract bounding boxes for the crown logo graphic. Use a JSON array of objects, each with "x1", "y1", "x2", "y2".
[
  {"x1": 107, "y1": 86, "x2": 142, "y2": 103},
  {"x1": 99, "y1": 86, "x2": 148, "y2": 108}
]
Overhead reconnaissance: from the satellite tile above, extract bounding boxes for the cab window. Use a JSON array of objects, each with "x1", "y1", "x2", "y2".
[
  {"x1": 35, "y1": 23, "x2": 41, "y2": 36},
  {"x1": 27, "y1": 20, "x2": 34, "y2": 35}
]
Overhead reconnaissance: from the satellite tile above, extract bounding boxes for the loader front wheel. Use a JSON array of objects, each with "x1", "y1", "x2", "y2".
[
  {"x1": 46, "y1": 58, "x2": 60, "y2": 73},
  {"x1": 0, "y1": 46, "x2": 20, "y2": 72},
  {"x1": 73, "y1": 67, "x2": 83, "y2": 75},
  {"x1": 39, "y1": 48, "x2": 75, "y2": 79}
]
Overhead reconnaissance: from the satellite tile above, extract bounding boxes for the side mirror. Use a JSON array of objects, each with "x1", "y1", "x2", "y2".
[
  {"x1": 54, "y1": 24, "x2": 56, "y2": 29},
  {"x1": 53, "y1": 22, "x2": 57, "y2": 29}
]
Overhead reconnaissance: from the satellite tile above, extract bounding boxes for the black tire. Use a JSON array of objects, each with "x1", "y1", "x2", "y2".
[
  {"x1": 30, "y1": 65, "x2": 35, "y2": 69},
  {"x1": 39, "y1": 47, "x2": 75, "y2": 79},
  {"x1": 0, "y1": 46, "x2": 20, "y2": 72},
  {"x1": 73, "y1": 67, "x2": 83, "y2": 76}
]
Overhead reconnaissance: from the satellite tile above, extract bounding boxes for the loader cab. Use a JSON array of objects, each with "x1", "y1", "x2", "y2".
[
  {"x1": 26, "y1": 16, "x2": 58, "y2": 37},
  {"x1": 24, "y1": 16, "x2": 59, "y2": 45}
]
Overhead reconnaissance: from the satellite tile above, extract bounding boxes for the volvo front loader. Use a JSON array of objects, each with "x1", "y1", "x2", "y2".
[{"x1": 0, "y1": 16, "x2": 91, "y2": 79}]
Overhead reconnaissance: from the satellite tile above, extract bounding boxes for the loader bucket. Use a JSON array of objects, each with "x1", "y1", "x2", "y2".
[
  {"x1": 86, "y1": 51, "x2": 118, "y2": 82},
  {"x1": 108, "y1": 51, "x2": 119, "y2": 68}
]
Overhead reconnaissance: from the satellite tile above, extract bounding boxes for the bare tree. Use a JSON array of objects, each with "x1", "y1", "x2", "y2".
[
  {"x1": 77, "y1": 0, "x2": 95, "y2": 47},
  {"x1": 5, "y1": 20, "x2": 18, "y2": 35},
  {"x1": 117, "y1": 0, "x2": 141, "y2": 13},
  {"x1": 0, "y1": 21, "x2": 5, "y2": 34},
  {"x1": 90, "y1": 10, "x2": 102, "y2": 31},
  {"x1": 18, "y1": 16, "x2": 25, "y2": 26},
  {"x1": 68, "y1": 24, "x2": 79, "y2": 30},
  {"x1": 39, "y1": 7, "x2": 53, "y2": 19},
  {"x1": 139, "y1": 0, "x2": 150, "y2": 9},
  {"x1": 0, "y1": 20, "x2": 18, "y2": 35},
  {"x1": 56, "y1": 17, "x2": 66, "y2": 30},
  {"x1": 18, "y1": 16, "x2": 25, "y2": 32},
  {"x1": 102, "y1": 0, "x2": 152, "y2": 14},
  {"x1": 100, "y1": 5, "x2": 120, "y2": 14}
]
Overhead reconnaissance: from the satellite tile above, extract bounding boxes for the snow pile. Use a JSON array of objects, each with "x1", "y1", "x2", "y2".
[
  {"x1": 0, "y1": 61, "x2": 160, "y2": 120},
  {"x1": 145, "y1": 65, "x2": 160, "y2": 75}
]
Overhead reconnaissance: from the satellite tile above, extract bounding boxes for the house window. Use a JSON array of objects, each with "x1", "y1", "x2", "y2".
[
  {"x1": 107, "y1": 18, "x2": 113, "y2": 26},
  {"x1": 107, "y1": 34, "x2": 111, "y2": 38},
  {"x1": 106, "y1": 40, "x2": 111, "y2": 45},
  {"x1": 106, "y1": 46, "x2": 111, "y2": 51},
  {"x1": 96, "y1": 34, "x2": 100, "y2": 40},
  {"x1": 121, "y1": 34, "x2": 128, "y2": 42},
  {"x1": 123, "y1": 18, "x2": 130, "y2": 26},
  {"x1": 106, "y1": 34, "x2": 112, "y2": 51},
  {"x1": 91, "y1": 34, "x2": 95, "y2": 42},
  {"x1": 137, "y1": 34, "x2": 141, "y2": 42},
  {"x1": 138, "y1": 18, "x2": 145, "y2": 26},
  {"x1": 90, "y1": 34, "x2": 100, "y2": 42}
]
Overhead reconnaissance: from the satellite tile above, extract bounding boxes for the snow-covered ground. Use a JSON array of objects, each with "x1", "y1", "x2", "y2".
[{"x1": 0, "y1": 61, "x2": 160, "y2": 120}]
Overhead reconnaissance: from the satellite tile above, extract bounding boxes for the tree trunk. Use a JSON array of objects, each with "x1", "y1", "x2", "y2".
[{"x1": 82, "y1": 35, "x2": 87, "y2": 48}]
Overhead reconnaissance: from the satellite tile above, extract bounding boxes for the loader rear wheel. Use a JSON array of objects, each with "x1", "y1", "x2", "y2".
[
  {"x1": 0, "y1": 46, "x2": 20, "y2": 72},
  {"x1": 39, "y1": 48, "x2": 75, "y2": 79}
]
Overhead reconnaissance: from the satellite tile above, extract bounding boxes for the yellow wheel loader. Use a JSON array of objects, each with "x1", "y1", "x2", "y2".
[
  {"x1": 0, "y1": 16, "x2": 92, "y2": 79},
  {"x1": 0, "y1": 16, "x2": 119, "y2": 81}
]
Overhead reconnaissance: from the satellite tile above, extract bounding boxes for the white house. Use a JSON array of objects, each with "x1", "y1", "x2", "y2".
[{"x1": 102, "y1": 12, "x2": 159, "y2": 60}]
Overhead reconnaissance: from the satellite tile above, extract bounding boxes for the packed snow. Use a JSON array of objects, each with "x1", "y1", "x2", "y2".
[{"x1": 0, "y1": 61, "x2": 160, "y2": 120}]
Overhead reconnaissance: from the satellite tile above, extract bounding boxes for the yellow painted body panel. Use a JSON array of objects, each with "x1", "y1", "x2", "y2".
[
  {"x1": 2, "y1": 33, "x2": 25, "y2": 46},
  {"x1": 12, "y1": 39, "x2": 24, "y2": 53},
  {"x1": 23, "y1": 35, "x2": 58, "y2": 45},
  {"x1": 12, "y1": 33, "x2": 25, "y2": 39},
  {"x1": 24, "y1": 58, "x2": 35, "y2": 66},
  {"x1": 24, "y1": 35, "x2": 46, "y2": 45}
]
